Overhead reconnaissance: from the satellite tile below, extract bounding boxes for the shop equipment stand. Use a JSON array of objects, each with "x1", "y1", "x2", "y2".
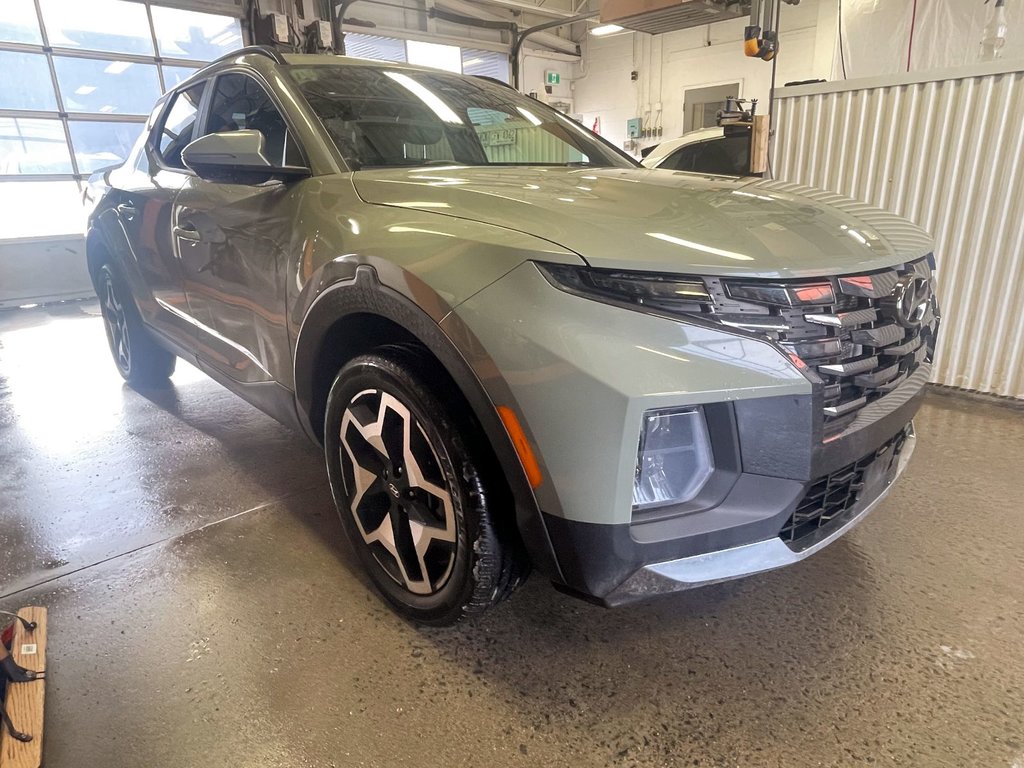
[{"x1": 0, "y1": 608, "x2": 47, "y2": 768}]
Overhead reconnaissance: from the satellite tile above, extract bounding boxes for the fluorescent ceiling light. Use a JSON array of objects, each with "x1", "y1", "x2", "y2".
[
  {"x1": 103, "y1": 61, "x2": 132, "y2": 75},
  {"x1": 74, "y1": 85, "x2": 96, "y2": 95},
  {"x1": 384, "y1": 71, "x2": 463, "y2": 124},
  {"x1": 590, "y1": 24, "x2": 624, "y2": 36}
]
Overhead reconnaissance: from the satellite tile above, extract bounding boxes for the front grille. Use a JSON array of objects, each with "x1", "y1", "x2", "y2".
[
  {"x1": 779, "y1": 427, "x2": 910, "y2": 544},
  {"x1": 703, "y1": 257, "x2": 939, "y2": 436}
]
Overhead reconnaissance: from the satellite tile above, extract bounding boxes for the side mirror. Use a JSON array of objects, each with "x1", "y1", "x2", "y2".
[{"x1": 181, "y1": 130, "x2": 310, "y2": 184}]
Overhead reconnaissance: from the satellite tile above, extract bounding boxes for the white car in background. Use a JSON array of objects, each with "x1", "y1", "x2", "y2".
[{"x1": 641, "y1": 126, "x2": 751, "y2": 176}]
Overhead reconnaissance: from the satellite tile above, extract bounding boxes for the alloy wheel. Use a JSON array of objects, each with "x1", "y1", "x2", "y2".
[
  {"x1": 102, "y1": 271, "x2": 131, "y2": 374},
  {"x1": 339, "y1": 389, "x2": 457, "y2": 596}
]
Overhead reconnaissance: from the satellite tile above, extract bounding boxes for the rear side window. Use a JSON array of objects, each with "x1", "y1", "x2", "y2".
[
  {"x1": 661, "y1": 143, "x2": 702, "y2": 172},
  {"x1": 203, "y1": 72, "x2": 301, "y2": 166},
  {"x1": 157, "y1": 81, "x2": 206, "y2": 170},
  {"x1": 661, "y1": 135, "x2": 750, "y2": 176}
]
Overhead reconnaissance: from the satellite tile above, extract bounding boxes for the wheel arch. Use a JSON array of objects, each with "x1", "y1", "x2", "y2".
[
  {"x1": 293, "y1": 265, "x2": 563, "y2": 580},
  {"x1": 85, "y1": 226, "x2": 112, "y2": 289}
]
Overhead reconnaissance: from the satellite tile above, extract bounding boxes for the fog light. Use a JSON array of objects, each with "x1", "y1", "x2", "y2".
[{"x1": 633, "y1": 408, "x2": 713, "y2": 510}]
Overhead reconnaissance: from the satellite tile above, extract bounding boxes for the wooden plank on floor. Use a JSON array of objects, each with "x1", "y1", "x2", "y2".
[{"x1": 0, "y1": 607, "x2": 47, "y2": 768}]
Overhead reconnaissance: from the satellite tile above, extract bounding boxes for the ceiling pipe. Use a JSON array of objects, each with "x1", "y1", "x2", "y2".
[
  {"x1": 511, "y1": 10, "x2": 598, "y2": 89},
  {"x1": 469, "y1": 0, "x2": 581, "y2": 19},
  {"x1": 430, "y1": 5, "x2": 517, "y2": 32},
  {"x1": 434, "y1": 0, "x2": 582, "y2": 55}
]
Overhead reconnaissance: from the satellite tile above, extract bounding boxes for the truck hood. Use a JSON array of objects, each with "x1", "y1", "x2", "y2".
[{"x1": 352, "y1": 166, "x2": 933, "y2": 278}]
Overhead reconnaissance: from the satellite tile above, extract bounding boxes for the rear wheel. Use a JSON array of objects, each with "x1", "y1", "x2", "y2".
[
  {"x1": 98, "y1": 264, "x2": 175, "y2": 387},
  {"x1": 324, "y1": 348, "x2": 527, "y2": 625}
]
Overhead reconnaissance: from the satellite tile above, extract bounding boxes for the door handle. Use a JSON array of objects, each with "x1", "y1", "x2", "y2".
[
  {"x1": 116, "y1": 203, "x2": 136, "y2": 221},
  {"x1": 173, "y1": 223, "x2": 202, "y2": 242}
]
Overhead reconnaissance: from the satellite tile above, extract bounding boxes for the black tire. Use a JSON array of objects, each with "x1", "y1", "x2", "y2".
[
  {"x1": 97, "y1": 263, "x2": 176, "y2": 387},
  {"x1": 324, "y1": 347, "x2": 527, "y2": 625}
]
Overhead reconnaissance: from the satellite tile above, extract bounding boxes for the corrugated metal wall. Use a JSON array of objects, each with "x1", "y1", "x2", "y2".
[
  {"x1": 420, "y1": 125, "x2": 579, "y2": 164},
  {"x1": 476, "y1": 125, "x2": 582, "y2": 164},
  {"x1": 773, "y1": 65, "x2": 1024, "y2": 399}
]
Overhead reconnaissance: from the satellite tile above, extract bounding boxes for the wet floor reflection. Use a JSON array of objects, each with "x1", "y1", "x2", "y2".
[
  {"x1": 1, "y1": 302, "x2": 1022, "y2": 768},
  {"x1": 0, "y1": 301, "x2": 322, "y2": 596}
]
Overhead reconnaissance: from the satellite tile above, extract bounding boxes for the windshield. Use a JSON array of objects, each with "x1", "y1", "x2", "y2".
[{"x1": 287, "y1": 64, "x2": 636, "y2": 171}]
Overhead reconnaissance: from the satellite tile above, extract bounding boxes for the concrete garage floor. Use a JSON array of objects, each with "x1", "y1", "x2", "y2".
[{"x1": 1, "y1": 301, "x2": 1022, "y2": 768}]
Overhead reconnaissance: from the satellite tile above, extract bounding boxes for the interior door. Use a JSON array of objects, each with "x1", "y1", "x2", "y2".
[
  {"x1": 683, "y1": 83, "x2": 740, "y2": 132},
  {"x1": 173, "y1": 71, "x2": 302, "y2": 386}
]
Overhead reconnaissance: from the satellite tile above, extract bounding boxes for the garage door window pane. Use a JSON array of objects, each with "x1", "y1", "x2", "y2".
[
  {"x1": 162, "y1": 66, "x2": 198, "y2": 91},
  {"x1": 343, "y1": 33, "x2": 406, "y2": 63},
  {"x1": 151, "y1": 7, "x2": 242, "y2": 61},
  {"x1": 0, "y1": 0, "x2": 43, "y2": 44},
  {"x1": 0, "y1": 118, "x2": 72, "y2": 175},
  {"x1": 0, "y1": 52, "x2": 58, "y2": 111},
  {"x1": 54, "y1": 57, "x2": 160, "y2": 115},
  {"x1": 67, "y1": 121, "x2": 144, "y2": 174},
  {"x1": 0, "y1": 181, "x2": 83, "y2": 238},
  {"x1": 407, "y1": 41, "x2": 461, "y2": 73},
  {"x1": 461, "y1": 49, "x2": 508, "y2": 82},
  {"x1": 39, "y1": 0, "x2": 153, "y2": 55}
]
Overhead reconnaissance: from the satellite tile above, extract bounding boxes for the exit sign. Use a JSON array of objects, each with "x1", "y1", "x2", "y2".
[{"x1": 545, "y1": 70, "x2": 561, "y2": 85}]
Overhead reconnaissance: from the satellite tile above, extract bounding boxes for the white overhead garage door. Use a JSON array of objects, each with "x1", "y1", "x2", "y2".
[
  {"x1": 0, "y1": 0, "x2": 243, "y2": 308},
  {"x1": 342, "y1": 31, "x2": 509, "y2": 81}
]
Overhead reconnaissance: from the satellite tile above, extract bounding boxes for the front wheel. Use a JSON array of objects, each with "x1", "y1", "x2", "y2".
[
  {"x1": 324, "y1": 348, "x2": 527, "y2": 625},
  {"x1": 98, "y1": 264, "x2": 175, "y2": 387}
]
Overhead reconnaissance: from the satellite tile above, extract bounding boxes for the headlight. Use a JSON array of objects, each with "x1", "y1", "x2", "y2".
[
  {"x1": 537, "y1": 262, "x2": 712, "y2": 316},
  {"x1": 537, "y1": 262, "x2": 839, "y2": 382},
  {"x1": 633, "y1": 407, "x2": 714, "y2": 510},
  {"x1": 538, "y1": 262, "x2": 837, "y2": 323}
]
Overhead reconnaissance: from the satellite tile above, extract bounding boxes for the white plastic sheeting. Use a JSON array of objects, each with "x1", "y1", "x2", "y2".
[
  {"x1": 835, "y1": 0, "x2": 1024, "y2": 79},
  {"x1": 774, "y1": 63, "x2": 1024, "y2": 399}
]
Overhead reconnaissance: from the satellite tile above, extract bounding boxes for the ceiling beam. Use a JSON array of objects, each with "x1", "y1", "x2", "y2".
[
  {"x1": 467, "y1": 0, "x2": 579, "y2": 19},
  {"x1": 434, "y1": 0, "x2": 582, "y2": 54}
]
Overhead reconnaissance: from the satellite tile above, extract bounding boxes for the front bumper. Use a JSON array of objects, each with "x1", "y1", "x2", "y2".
[
  {"x1": 602, "y1": 425, "x2": 916, "y2": 605},
  {"x1": 541, "y1": 374, "x2": 926, "y2": 605},
  {"x1": 448, "y1": 260, "x2": 930, "y2": 604}
]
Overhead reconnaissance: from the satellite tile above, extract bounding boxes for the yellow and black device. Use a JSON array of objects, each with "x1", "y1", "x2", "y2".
[
  {"x1": 744, "y1": 0, "x2": 799, "y2": 61},
  {"x1": 744, "y1": 25, "x2": 778, "y2": 61}
]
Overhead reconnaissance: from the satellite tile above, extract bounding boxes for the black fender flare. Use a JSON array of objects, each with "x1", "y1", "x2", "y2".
[
  {"x1": 86, "y1": 209, "x2": 158, "y2": 323},
  {"x1": 292, "y1": 265, "x2": 563, "y2": 580}
]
